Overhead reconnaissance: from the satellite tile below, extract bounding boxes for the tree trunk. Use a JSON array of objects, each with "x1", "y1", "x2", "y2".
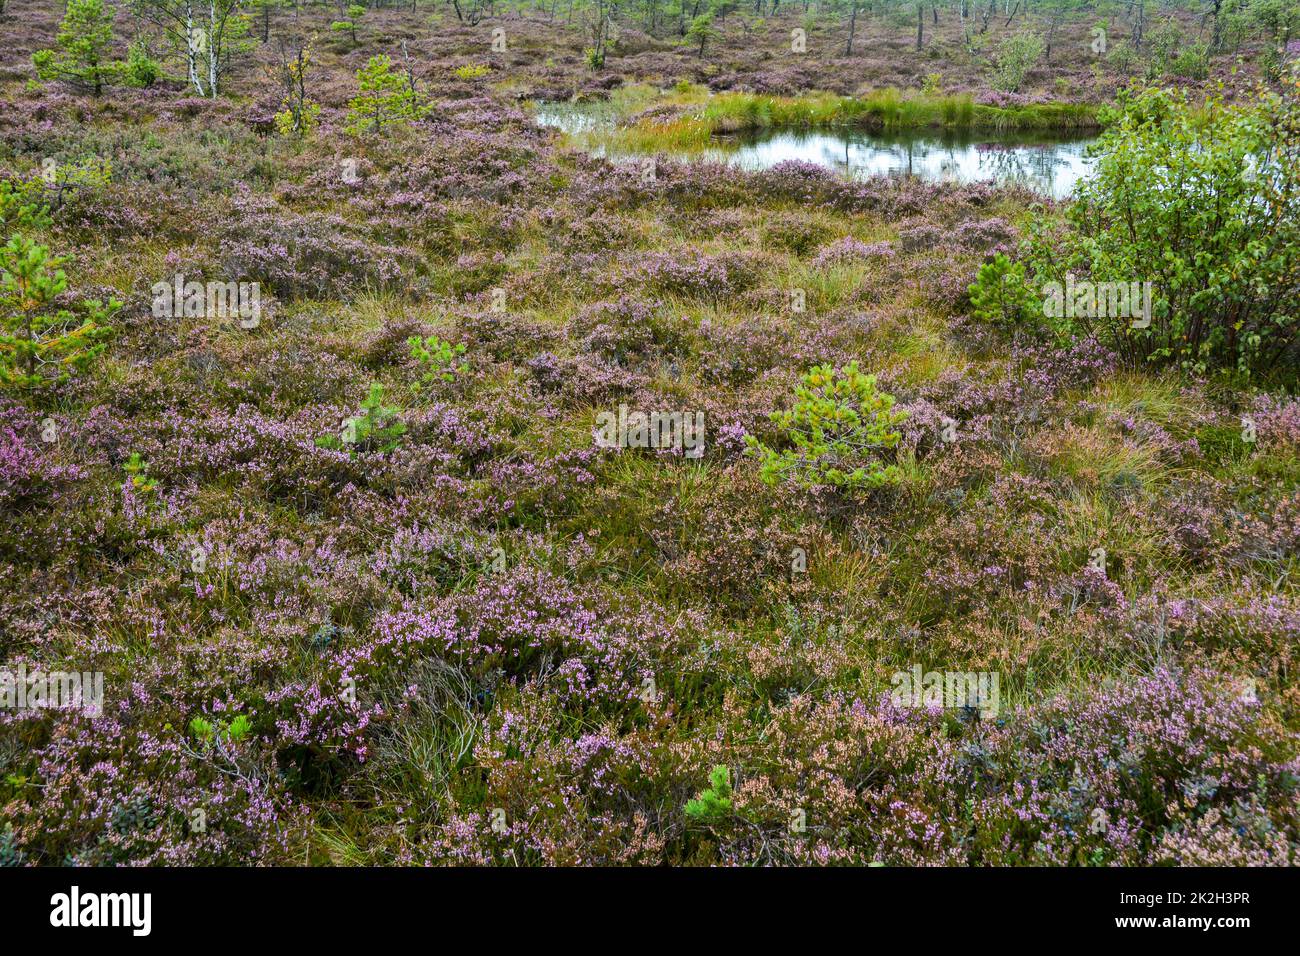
[{"x1": 207, "y1": 0, "x2": 219, "y2": 97}]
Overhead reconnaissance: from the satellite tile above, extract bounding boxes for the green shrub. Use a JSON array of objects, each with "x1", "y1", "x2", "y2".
[
  {"x1": 1168, "y1": 42, "x2": 1210, "y2": 80},
  {"x1": 1105, "y1": 40, "x2": 1137, "y2": 76},
  {"x1": 122, "y1": 37, "x2": 160, "y2": 88},
  {"x1": 1145, "y1": 19, "x2": 1182, "y2": 79},
  {"x1": 746, "y1": 361, "x2": 907, "y2": 490},
  {"x1": 991, "y1": 31, "x2": 1045, "y2": 93},
  {"x1": 273, "y1": 43, "x2": 321, "y2": 138},
  {"x1": 1024, "y1": 81, "x2": 1300, "y2": 380}
]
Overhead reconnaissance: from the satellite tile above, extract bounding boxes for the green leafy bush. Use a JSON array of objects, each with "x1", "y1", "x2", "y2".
[
  {"x1": 746, "y1": 361, "x2": 907, "y2": 490},
  {"x1": 1024, "y1": 80, "x2": 1300, "y2": 379},
  {"x1": 272, "y1": 43, "x2": 321, "y2": 138},
  {"x1": 1106, "y1": 40, "x2": 1137, "y2": 76},
  {"x1": 991, "y1": 31, "x2": 1045, "y2": 93},
  {"x1": 453, "y1": 63, "x2": 491, "y2": 81},
  {"x1": 122, "y1": 37, "x2": 160, "y2": 88},
  {"x1": 1169, "y1": 42, "x2": 1210, "y2": 80}
]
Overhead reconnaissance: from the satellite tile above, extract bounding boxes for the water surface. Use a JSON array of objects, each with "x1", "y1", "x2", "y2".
[{"x1": 535, "y1": 102, "x2": 1097, "y2": 199}]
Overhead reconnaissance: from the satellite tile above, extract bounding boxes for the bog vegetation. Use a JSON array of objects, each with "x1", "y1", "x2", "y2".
[{"x1": 0, "y1": 0, "x2": 1297, "y2": 866}]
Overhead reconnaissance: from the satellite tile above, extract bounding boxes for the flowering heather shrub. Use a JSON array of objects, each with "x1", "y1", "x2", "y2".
[
  {"x1": 896, "y1": 222, "x2": 947, "y2": 253},
  {"x1": 914, "y1": 253, "x2": 978, "y2": 310},
  {"x1": 812, "y1": 236, "x2": 894, "y2": 269},
  {"x1": 632, "y1": 249, "x2": 763, "y2": 302},
  {"x1": 3, "y1": 702, "x2": 303, "y2": 865},
  {"x1": 219, "y1": 187, "x2": 409, "y2": 299},
  {"x1": 572, "y1": 296, "x2": 659, "y2": 363},
  {"x1": 952, "y1": 216, "x2": 1018, "y2": 252},
  {"x1": 0, "y1": 402, "x2": 83, "y2": 504},
  {"x1": 649, "y1": 470, "x2": 823, "y2": 611},
  {"x1": 1248, "y1": 393, "x2": 1300, "y2": 451},
  {"x1": 760, "y1": 212, "x2": 834, "y2": 256}
]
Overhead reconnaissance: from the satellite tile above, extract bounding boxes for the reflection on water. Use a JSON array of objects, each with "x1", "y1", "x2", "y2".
[{"x1": 535, "y1": 103, "x2": 1097, "y2": 200}]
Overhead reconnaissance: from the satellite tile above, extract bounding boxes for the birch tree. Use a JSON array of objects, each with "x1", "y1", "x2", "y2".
[{"x1": 131, "y1": 0, "x2": 251, "y2": 97}]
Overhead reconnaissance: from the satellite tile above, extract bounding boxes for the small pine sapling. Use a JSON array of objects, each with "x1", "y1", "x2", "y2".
[
  {"x1": 685, "y1": 765, "x2": 733, "y2": 821},
  {"x1": 408, "y1": 334, "x2": 467, "y2": 392},
  {"x1": 746, "y1": 361, "x2": 907, "y2": 490},
  {"x1": 317, "y1": 382, "x2": 407, "y2": 454},
  {"x1": 0, "y1": 235, "x2": 116, "y2": 391}
]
